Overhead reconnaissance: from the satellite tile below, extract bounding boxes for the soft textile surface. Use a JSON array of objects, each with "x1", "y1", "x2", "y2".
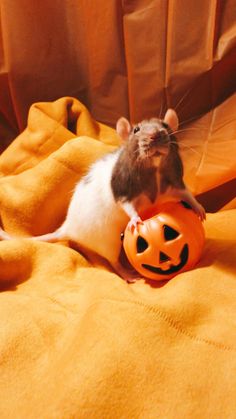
[{"x1": 0, "y1": 97, "x2": 235, "y2": 418}]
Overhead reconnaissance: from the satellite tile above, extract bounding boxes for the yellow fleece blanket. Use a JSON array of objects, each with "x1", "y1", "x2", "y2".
[{"x1": 0, "y1": 97, "x2": 235, "y2": 418}]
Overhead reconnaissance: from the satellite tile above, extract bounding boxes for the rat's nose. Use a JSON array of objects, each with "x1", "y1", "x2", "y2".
[{"x1": 150, "y1": 129, "x2": 166, "y2": 141}]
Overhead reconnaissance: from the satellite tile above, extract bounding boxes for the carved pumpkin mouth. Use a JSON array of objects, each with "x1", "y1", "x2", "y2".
[{"x1": 142, "y1": 244, "x2": 189, "y2": 275}]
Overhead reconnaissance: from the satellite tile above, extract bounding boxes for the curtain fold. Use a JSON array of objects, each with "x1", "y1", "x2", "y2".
[{"x1": 0, "y1": 0, "x2": 236, "y2": 150}]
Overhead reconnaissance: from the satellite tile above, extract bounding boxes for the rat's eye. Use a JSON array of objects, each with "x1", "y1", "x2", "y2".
[
  {"x1": 133, "y1": 126, "x2": 140, "y2": 134},
  {"x1": 162, "y1": 122, "x2": 169, "y2": 129}
]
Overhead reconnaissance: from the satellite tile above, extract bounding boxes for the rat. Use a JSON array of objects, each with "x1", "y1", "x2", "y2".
[{"x1": 0, "y1": 109, "x2": 205, "y2": 280}]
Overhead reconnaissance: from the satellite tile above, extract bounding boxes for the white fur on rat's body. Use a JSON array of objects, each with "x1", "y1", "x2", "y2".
[{"x1": 54, "y1": 150, "x2": 130, "y2": 265}]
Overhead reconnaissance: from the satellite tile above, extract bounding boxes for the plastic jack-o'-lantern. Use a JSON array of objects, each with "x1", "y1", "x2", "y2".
[{"x1": 123, "y1": 201, "x2": 205, "y2": 281}]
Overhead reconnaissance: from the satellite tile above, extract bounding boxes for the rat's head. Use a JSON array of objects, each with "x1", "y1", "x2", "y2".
[{"x1": 116, "y1": 109, "x2": 179, "y2": 161}]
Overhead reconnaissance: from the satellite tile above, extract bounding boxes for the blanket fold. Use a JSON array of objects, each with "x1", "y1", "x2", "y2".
[{"x1": 0, "y1": 97, "x2": 235, "y2": 418}]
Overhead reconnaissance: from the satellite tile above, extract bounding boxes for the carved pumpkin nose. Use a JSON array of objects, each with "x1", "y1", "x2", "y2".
[
  {"x1": 159, "y1": 251, "x2": 170, "y2": 263},
  {"x1": 159, "y1": 251, "x2": 180, "y2": 269},
  {"x1": 159, "y1": 251, "x2": 172, "y2": 271}
]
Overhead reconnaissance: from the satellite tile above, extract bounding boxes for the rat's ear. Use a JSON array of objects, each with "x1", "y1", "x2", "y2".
[
  {"x1": 164, "y1": 109, "x2": 179, "y2": 133},
  {"x1": 116, "y1": 117, "x2": 132, "y2": 141}
]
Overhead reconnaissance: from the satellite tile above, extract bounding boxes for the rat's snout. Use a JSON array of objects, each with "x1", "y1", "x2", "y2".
[
  {"x1": 138, "y1": 122, "x2": 169, "y2": 159},
  {"x1": 149, "y1": 128, "x2": 167, "y2": 142}
]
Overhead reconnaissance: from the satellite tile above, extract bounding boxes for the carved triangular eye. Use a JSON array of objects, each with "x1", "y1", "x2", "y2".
[
  {"x1": 159, "y1": 251, "x2": 170, "y2": 263},
  {"x1": 136, "y1": 236, "x2": 148, "y2": 253},
  {"x1": 163, "y1": 224, "x2": 179, "y2": 241}
]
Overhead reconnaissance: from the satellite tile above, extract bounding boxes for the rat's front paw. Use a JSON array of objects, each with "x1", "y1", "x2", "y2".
[
  {"x1": 195, "y1": 203, "x2": 206, "y2": 221},
  {"x1": 127, "y1": 216, "x2": 143, "y2": 232}
]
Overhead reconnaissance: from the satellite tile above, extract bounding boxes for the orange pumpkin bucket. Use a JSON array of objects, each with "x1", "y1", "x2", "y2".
[{"x1": 122, "y1": 201, "x2": 205, "y2": 280}]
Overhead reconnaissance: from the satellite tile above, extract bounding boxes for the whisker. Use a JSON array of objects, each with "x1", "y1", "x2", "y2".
[
  {"x1": 171, "y1": 127, "x2": 207, "y2": 136},
  {"x1": 178, "y1": 111, "x2": 207, "y2": 128},
  {"x1": 203, "y1": 139, "x2": 235, "y2": 144},
  {"x1": 159, "y1": 95, "x2": 164, "y2": 119},
  {"x1": 133, "y1": 148, "x2": 140, "y2": 156},
  {"x1": 169, "y1": 141, "x2": 202, "y2": 156},
  {"x1": 180, "y1": 145, "x2": 202, "y2": 156},
  {"x1": 173, "y1": 85, "x2": 196, "y2": 113},
  {"x1": 211, "y1": 119, "x2": 236, "y2": 133}
]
